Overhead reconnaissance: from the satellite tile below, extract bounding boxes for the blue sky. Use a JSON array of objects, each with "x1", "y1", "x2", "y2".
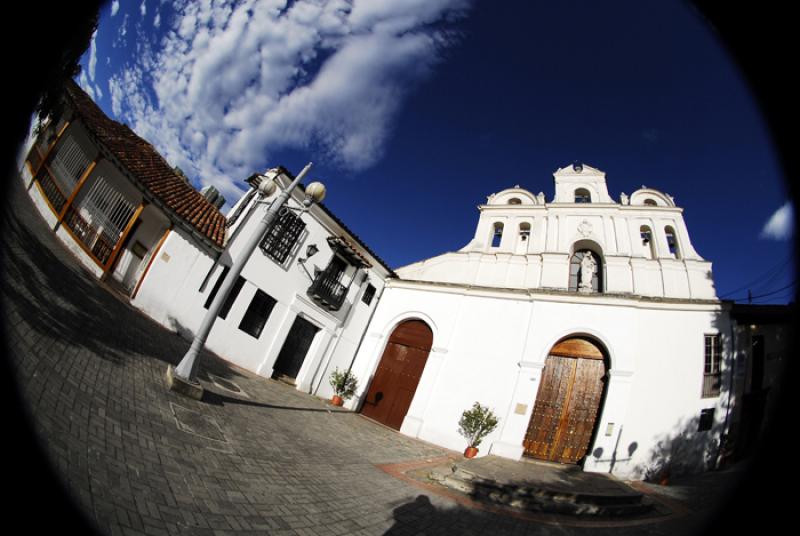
[{"x1": 79, "y1": 0, "x2": 794, "y2": 304}]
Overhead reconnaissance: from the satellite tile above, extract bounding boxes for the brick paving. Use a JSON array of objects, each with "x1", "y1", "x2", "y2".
[{"x1": 0, "y1": 173, "x2": 762, "y2": 535}]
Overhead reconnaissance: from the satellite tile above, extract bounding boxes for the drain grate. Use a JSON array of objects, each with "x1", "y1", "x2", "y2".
[{"x1": 171, "y1": 403, "x2": 227, "y2": 442}]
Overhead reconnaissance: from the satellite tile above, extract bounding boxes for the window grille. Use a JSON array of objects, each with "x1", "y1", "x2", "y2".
[
  {"x1": 77, "y1": 176, "x2": 137, "y2": 240},
  {"x1": 238, "y1": 289, "x2": 277, "y2": 339},
  {"x1": 260, "y1": 208, "x2": 306, "y2": 264},
  {"x1": 50, "y1": 135, "x2": 91, "y2": 193},
  {"x1": 703, "y1": 334, "x2": 722, "y2": 398}
]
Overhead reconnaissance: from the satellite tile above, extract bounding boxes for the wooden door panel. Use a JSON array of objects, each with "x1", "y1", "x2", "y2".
[
  {"x1": 360, "y1": 321, "x2": 432, "y2": 430},
  {"x1": 553, "y1": 358, "x2": 605, "y2": 463},
  {"x1": 524, "y1": 356, "x2": 574, "y2": 460},
  {"x1": 523, "y1": 338, "x2": 606, "y2": 464}
]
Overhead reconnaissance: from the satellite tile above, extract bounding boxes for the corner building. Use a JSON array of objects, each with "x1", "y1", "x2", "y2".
[{"x1": 349, "y1": 163, "x2": 731, "y2": 480}]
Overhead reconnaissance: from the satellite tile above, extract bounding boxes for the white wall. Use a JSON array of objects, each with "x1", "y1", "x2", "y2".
[
  {"x1": 133, "y1": 182, "x2": 390, "y2": 394},
  {"x1": 351, "y1": 280, "x2": 730, "y2": 480}
]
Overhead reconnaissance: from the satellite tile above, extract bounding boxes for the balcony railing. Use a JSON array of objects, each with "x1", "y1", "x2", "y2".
[{"x1": 307, "y1": 270, "x2": 348, "y2": 311}]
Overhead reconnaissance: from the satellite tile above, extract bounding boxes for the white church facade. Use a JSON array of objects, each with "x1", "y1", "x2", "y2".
[{"x1": 347, "y1": 163, "x2": 733, "y2": 480}]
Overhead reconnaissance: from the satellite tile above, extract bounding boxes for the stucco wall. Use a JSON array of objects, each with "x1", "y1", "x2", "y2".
[
  {"x1": 133, "y1": 186, "x2": 389, "y2": 394},
  {"x1": 351, "y1": 281, "x2": 730, "y2": 480}
]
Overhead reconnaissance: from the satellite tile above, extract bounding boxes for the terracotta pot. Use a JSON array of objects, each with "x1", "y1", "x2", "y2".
[
  {"x1": 331, "y1": 395, "x2": 344, "y2": 407},
  {"x1": 464, "y1": 446, "x2": 479, "y2": 458}
]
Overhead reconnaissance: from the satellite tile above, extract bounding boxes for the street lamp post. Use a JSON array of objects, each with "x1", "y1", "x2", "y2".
[{"x1": 167, "y1": 162, "x2": 325, "y2": 399}]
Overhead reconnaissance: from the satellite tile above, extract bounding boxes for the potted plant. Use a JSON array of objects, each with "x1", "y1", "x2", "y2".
[
  {"x1": 328, "y1": 367, "x2": 358, "y2": 407},
  {"x1": 458, "y1": 402, "x2": 499, "y2": 458}
]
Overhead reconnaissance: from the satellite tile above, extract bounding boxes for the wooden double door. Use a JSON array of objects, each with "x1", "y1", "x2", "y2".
[
  {"x1": 360, "y1": 320, "x2": 433, "y2": 430},
  {"x1": 523, "y1": 338, "x2": 607, "y2": 464}
]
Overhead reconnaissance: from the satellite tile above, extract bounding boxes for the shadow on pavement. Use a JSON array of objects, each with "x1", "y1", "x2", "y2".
[
  {"x1": 0, "y1": 177, "x2": 242, "y2": 381},
  {"x1": 202, "y1": 389, "x2": 351, "y2": 413},
  {"x1": 383, "y1": 495, "x2": 513, "y2": 536}
]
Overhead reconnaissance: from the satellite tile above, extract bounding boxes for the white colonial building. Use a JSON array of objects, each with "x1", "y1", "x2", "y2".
[
  {"x1": 133, "y1": 168, "x2": 393, "y2": 396},
  {"x1": 347, "y1": 163, "x2": 733, "y2": 480}
]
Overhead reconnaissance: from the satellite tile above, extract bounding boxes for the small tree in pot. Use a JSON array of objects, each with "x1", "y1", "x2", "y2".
[
  {"x1": 458, "y1": 402, "x2": 499, "y2": 458},
  {"x1": 328, "y1": 368, "x2": 358, "y2": 407}
]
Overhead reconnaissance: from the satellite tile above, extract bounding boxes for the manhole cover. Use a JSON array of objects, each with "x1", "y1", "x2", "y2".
[{"x1": 171, "y1": 403, "x2": 227, "y2": 442}]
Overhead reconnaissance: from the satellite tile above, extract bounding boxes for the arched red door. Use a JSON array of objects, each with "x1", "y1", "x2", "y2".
[
  {"x1": 360, "y1": 320, "x2": 433, "y2": 430},
  {"x1": 523, "y1": 337, "x2": 607, "y2": 464}
]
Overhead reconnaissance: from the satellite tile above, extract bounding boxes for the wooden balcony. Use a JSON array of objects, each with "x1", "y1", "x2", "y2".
[{"x1": 307, "y1": 270, "x2": 348, "y2": 311}]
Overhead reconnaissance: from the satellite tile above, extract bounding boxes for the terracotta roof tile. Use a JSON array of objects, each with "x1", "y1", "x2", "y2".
[{"x1": 63, "y1": 79, "x2": 226, "y2": 249}]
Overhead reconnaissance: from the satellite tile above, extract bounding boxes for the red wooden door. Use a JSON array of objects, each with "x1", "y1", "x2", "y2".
[
  {"x1": 523, "y1": 338, "x2": 606, "y2": 464},
  {"x1": 360, "y1": 320, "x2": 433, "y2": 430}
]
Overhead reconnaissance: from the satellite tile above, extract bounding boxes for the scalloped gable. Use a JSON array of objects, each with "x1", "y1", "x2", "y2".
[
  {"x1": 553, "y1": 162, "x2": 614, "y2": 203},
  {"x1": 629, "y1": 188, "x2": 676, "y2": 207},
  {"x1": 486, "y1": 187, "x2": 540, "y2": 205}
]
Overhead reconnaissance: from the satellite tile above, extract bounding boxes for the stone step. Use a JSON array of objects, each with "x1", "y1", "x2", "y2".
[{"x1": 429, "y1": 467, "x2": 655, "y2": 518}]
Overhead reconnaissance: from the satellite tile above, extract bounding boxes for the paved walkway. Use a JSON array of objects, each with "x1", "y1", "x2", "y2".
[{"x1": 0, "y1": 173, "x2": 761, "y2": 535}]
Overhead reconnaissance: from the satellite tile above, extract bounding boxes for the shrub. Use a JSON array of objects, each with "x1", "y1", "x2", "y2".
[
  {"x1": 329, "y1": 368, "x2": 358, "y2": 400},
  {"x1": 458, "y1": 402, "x2": 499, "y2": 448}
]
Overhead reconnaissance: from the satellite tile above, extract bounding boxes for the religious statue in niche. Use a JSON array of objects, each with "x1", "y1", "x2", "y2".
[{"x1": 579, "y1": 252, "x2": 597, "y2": 293}]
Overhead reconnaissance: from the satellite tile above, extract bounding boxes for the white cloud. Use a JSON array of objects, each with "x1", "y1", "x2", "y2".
[
  {"x1": 107, "y1": 0, "x2": 472, "y2": 201},
  {"x1": 141, "y1": 1, "x2": 147, "y2": 17},
  {"x1": 114, "y1": 13, "x2": 129, "y2": 48},
  {"x1": 78, "y1": 71, "x2": 96, "y2": 101},
  {"x1": 89, "y1": 31, "x2": 98, "y2": 81},
  {"x1": 154, "y1": 11, "x2": 161, "y2": 28},
  {"x1": 760, "y1": 201, "x2": 794, "y2": 240},
  {"x1": 111, "y1": 0, "x2": 120, "y2": 17}
]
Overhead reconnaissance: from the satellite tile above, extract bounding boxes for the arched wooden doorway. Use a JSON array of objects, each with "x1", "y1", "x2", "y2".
[
  {"x1": 360, "y1": 319, "x2": 433, "y2": 430},
  {"x1": 523, "y1": 337, "x2": 607, "y2": 464}
]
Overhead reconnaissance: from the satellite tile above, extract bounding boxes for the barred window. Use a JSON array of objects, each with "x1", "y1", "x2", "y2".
[
  {"x1": 703, "y1": 334, "x2": 722, "y2": 398},
  {"x1": 238, "y1": 289, "x2": 277, "y2": 339},
  {"x1": 260, "y1": 208, "x2": 306, "y2": 264}
]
